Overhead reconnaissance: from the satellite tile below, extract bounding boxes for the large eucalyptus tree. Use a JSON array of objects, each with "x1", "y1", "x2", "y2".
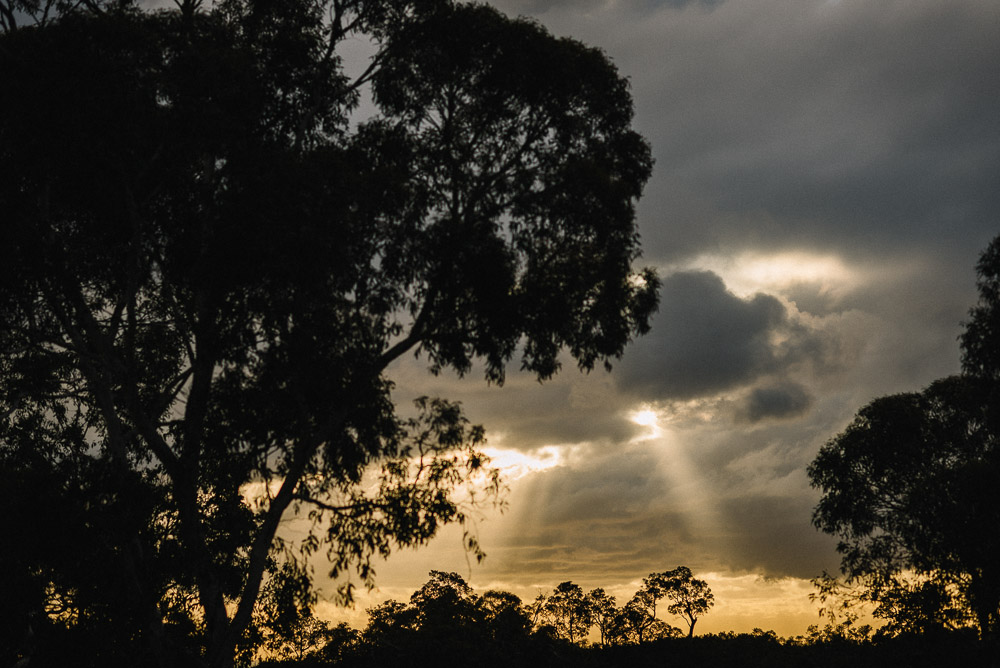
[{"x1": 0, "y1": 0, "x2": 656, "y2": 664}]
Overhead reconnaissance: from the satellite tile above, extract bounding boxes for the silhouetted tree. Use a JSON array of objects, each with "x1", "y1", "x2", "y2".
[
  {"x1": 809, "y1": 235, "x2": 1000, "y2": 641},
  {"x1": 873, "y1": 579, "x2": 975, "y2": 637},
  {"x1": 525, "y1": 592, "x2": 549, "y2": 628},
  {"x1": 617, "y1": 592, "x2": 651, "y2": 644},
  {"x1": 362, "y1": 600, "x2": 417, "y2": 643},
  {"x1": 616, "y1": 591, "x2": 669, "y2": 644},
  {"x1": 318, "y1": 622, "x2": 361, "y2": 664},
  {"x1": 478, "y1": 589, "x2": 532, "y2": 645},
  {"x1": 409, "y1": 570, "x2": 480, "y2": 636},
  {"x1": 587, "y1": 588, "x2": 620, "y2": 646},
  {"x1": 640, "y1": 572, "x2": 670, "y2": 622},
  {"x1": 648, "y1": 566, "x2": 715, "y2": 638},
  {"x1": 0, "y1": 0, "x2": 655, "y2": 664},
  {"x1": 542, "y1": 581, "x2": 593, "y2": 645}
]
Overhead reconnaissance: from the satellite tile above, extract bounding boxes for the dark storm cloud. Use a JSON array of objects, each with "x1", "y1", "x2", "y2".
[
  {"x1": 473, "y1": 1, "x2": 998, "y2": 268},
  {"x1": 616, "y1": 270, "x2": 822, "y2": 400},
  {"x1": 740, "y1": 382, "x2": 813, "y2": 423}
]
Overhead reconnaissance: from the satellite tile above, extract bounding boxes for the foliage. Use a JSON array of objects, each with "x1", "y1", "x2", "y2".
[
  {"x1": 806, "y1": 573, "x2": 874, "y2": 643},
  {"x1": 960, "y1": 235, "x2": 1000, "y2": 382},
  {"x1": 809, "y1": 234, "x2": 1000, "y2": 641},
  {"x1": 408, "y1": 569, "x2": 480, "y2": 638},
  {"x1": 645, "y1": 566, "x2": 715, "y2": 638},
  {"x1": 530, "y1": 572, "x2": 699, "y2": 647},
  {"x1": 541, "y1": 581, "x2": 594, "y2": 645},
  {"x1": 343, "y1": 572, "x2": 541, "y2": 667},
  {"x1": 0, "y1": 0, "x2": 656, "y2": 664},
  {"x1": 586, "y1": 588, "x2": 619, "y2": 646},
  {"x1": 616, "y1": 591, "x2": 674, "y2": 644},
  {"x1": 478, "y1": 589, "x2": 533, "y2": 644},
  {"x1": 872, "y1": 578, "x2": 976, "y2": 637},
  {"x1": 249, "y1": 561, "x2": 331, "y2": 662}
]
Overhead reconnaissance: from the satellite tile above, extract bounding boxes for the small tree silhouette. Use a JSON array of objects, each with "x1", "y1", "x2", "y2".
[{"x1": 646, "y1": 567, "x2": 715, "y2": 638}]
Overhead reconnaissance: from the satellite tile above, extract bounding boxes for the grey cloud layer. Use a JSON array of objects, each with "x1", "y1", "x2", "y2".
[
  {"x1": 563, "y1": 0, "x2": 1000, "y2": 263},
  {"x1": 741, "y1": 382, "x2": 813, "y2": 423}
]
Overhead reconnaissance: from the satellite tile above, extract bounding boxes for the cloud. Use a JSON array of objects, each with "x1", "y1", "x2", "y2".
[
  {"x1": 616, "y1": 270, "x2": 823, "y2": 400},
  {"x1": 388, "y1": 355, "x2": 642, "y2": 450},
  {"x1": 713, "y1": 495, "x2": 839, "y2": 578},
  {"x1": 500, "y1": 0, "x2": 722, "y2": 17},
  {"x1": 484, "y1": 444, "x2": 687, "y2": 580},
  {"x1": 501, "y1": 0, "x2": 999, "y2": 266},
  {"x1": 739, "y1": 382, "x2": 813, "y2": 423}
]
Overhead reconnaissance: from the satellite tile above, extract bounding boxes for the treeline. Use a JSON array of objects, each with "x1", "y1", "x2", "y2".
[
  {"x1": 254, "y1": 570, "x2": 991, "y2": 668},
  {"x1": 253, "y1": 568, "x2": 709, "y2": 663}
]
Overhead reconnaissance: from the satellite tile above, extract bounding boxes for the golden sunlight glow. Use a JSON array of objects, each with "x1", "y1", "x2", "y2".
[
  {"x1": 738, "y1": 252, "x2": 852, "y2": 288},
  {"x1": 481, "y1": 445, "x2": 564, "y2": 481},
  {"x1": 629, "y1": 407, "x2": 663, "y2": 440},
  {"x1": 677, "y1": 251, "x2": 860, "y2": 300},
  {"x1": 631, "y1": 409, "x2": 658, "y2": 427}
]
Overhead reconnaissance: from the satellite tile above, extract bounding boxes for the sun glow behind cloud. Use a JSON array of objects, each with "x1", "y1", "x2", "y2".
[
  {"x1": 481, "y1": 445, "x2": 565, "y2": 481},
  {"x1": 673, "y1": 251, "x2": 861, "y2": 301},
  {"x1": 630, "y1": 407, "x2": 661, "y2": 436}
]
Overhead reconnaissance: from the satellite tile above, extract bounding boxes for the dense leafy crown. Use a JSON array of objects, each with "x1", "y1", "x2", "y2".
[{"x1": 0, "y1": 0, "x2": 655, "y2": 665}]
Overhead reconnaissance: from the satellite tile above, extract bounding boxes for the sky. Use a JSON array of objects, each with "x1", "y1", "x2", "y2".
[{"x1": 316, "y1": 0, "x2": 1000, "y2": 636}]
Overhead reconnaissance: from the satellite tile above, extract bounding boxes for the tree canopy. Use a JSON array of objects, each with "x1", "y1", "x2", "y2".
[
  {"x1": 809, "y1": 235, "x2": 1000, "y2": 641},
  {"x1": 646, "y1": 566, "x2": 715, "y2": 638},
  {"x1": 0, "y1": 0, "x2": 656, "y2": 665}
]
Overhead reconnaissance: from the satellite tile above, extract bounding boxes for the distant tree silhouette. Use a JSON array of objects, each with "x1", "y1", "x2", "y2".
[
  {"x1": 542, "y1": 582, "x2": 593, "y2": 645},
  {"x1": 525, "y1": 592, "x2": 549, "y2": 628},
  {"x1": 960, "y1": 236, "x2": 1000, "y2": 384},
  {"x1": 344, "y1": 573, "x2": 553, "y2": 667},
  {"x1": 640, "y1": 572, "x2": 669, "y2": 621},
  {"x1": 478, "y1": 589, "x2": 533, "y2": 646},
  {"x1": 317, "y1": 622, "x2": 362, "y2": 664},
  {"x1": 361, "y1": 600, "x2": 417, "y2": 648},
  {"x1": 873, "y1": 579, "x2": 975, "y2": 637},
  {"x1": 408, "y1": 570, "x2": 480, "y2": 640},
  {"x1": 618, "y1": 591, "x2": 661, "y2": 644},
  {"x1": 587, "y1": 588, "x2": 620, "y2": 646},
  {"x1": 296, "y1": 576, "x2": 992, "y2": 668},
  {"x1": 809, "y1": 235, "x2": 1000, "y2": 641},
  {"x1": 647, "y1": 566, "x2": 715, "y2": 638},
  {"x1": 0, "y1": 0, "x2": 655, "y2": 664}
]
